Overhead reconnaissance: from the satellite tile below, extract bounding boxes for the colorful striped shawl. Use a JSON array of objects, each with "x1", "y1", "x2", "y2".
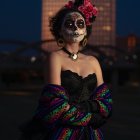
[{"x1": 34, "y1": 83, "x2": 112, "y2": 140}]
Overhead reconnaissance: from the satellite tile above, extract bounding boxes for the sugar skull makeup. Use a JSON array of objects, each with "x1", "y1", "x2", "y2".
[{"x1": 61, "y1": 12, "x2": 87, "y2": 43}]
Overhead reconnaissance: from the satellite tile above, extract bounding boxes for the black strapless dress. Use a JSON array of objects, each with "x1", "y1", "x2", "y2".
[{"x1": 61, "y1": 70, "x2": 97, "y2": 104}]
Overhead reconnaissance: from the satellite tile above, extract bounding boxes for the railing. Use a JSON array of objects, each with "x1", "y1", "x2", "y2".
[{"x1": 0, "y1": 40, "x2": 140, "y2": 92}]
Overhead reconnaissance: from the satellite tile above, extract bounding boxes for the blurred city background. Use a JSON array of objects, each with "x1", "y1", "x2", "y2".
[{"x1": 0, "y1": 0, "x2": 140, "y2": 140}]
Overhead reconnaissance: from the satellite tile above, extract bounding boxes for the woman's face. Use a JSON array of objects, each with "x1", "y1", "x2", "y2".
[{"x1": 61, "y1": 12, "x2": 87, "y2": 43}]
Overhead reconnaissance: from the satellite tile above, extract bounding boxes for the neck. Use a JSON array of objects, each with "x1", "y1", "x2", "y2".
[{"x1": 65, "y1": 43, "x2": 80, "y2": 53}]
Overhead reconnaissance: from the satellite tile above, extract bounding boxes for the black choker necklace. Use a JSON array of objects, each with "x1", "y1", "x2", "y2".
[{"x1": 62, "y1": 47, "x2": 79, "y2": 61}]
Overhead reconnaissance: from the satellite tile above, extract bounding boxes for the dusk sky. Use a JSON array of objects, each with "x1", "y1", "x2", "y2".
[{"x1": 0, "y1": 0, "x2": 140, "y2": 42}]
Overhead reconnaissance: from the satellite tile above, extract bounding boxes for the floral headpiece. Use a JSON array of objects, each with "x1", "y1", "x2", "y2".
[{"x1": 65, "y1": 0, "x2": 98, "y2": 25}]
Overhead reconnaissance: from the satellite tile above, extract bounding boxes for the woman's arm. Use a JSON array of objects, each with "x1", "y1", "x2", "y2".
[
  {"x1": 34, "y1": 83, "x2": 112, "y2": 129},
  {"x1": 45, "y1": 52, "x2": 61, "y2": 85},
  {"x1": 45, "y1": 52, "x2": 70, "y2": 111},
  {"x1": 91, "y1": 56, "x2": 104, "y2": 86},
  {"x1": 60, "y1": 83, "x2": 112, "y2": 127}
]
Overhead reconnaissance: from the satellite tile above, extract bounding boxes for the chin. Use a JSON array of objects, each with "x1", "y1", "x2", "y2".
[{"x1": 72, "y1": 36, "x2": 84, "y2": 43}]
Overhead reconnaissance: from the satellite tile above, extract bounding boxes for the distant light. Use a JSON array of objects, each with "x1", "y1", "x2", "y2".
[
  {"x1": 102, "y1": 26, "x2": 111, "y2": 31},
  {"x1": 133, "y1": 54, "x2": 137, "y2": 60},
  {"x1": 31, "y1": 56, "x2": 36, "y2": 63}
]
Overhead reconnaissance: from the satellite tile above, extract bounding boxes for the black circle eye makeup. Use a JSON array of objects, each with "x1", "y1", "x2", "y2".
[
  {"x1": 64, "y1": 20, "x2": 73, "y2": 29},
  {"x1": 76, "y1": 19, "x2": 85, "y2": 28},
  {"x1": 64, "y1": 19, "x2": 85, "y2": 29}
]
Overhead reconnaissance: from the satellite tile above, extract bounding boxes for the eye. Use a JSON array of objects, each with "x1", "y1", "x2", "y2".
[
  {"x1": 76, "y1": 19, "x2": 85, "y2": 29},
  {"x1": 64, "y1": 20, "x2": 73, "y2": 29}
]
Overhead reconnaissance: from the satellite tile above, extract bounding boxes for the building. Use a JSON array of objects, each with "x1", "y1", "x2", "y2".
[
  {"x1": 88, "y1": 0, "x2": 116, "y2": 46},
  {"x1": 41, "y1": 0, "x2": 116, "y2": 51},
  {"x1": 116, "y1": 34, "x2": 140, "y2": 51}
]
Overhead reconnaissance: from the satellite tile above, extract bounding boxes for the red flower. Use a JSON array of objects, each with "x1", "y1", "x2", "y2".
[
  {"x1": 65, "y1": 0, "x2": 98, "y2": 25},
  {"x1": 78, "y1": 3, "x2": 98, "y2": 25}
]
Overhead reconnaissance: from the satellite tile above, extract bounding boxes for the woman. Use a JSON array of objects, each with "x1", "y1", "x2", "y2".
[{"x1": 20, "y1": 0, "x2": 112, "y2": 140}]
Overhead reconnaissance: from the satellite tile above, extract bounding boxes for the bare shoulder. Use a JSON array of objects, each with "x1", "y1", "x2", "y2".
[
  {"x1": 89, "y1": 55, "x2": 100, "y2": 66},
  {"x1": 81, "y1": 53, "x2": 99, "y2": 65},
  {"x1": 47, "y1": 50, "x2": 62, "y2": 60},
  {"x1": 84, "y1": 54, "x2": 104, "y2": 86},
  {"x1": 88, "y1": 55, "x2": 102, "y2": 71}
]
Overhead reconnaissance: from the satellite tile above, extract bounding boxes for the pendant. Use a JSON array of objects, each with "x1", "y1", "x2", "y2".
[{"x1": 70, "y1": 53, "x2": 78, "y2": 61}]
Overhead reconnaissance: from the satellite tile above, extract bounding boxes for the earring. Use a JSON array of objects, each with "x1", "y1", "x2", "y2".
[
  {"x1": 80, "y1": 37, "x2": 87, "y2": 50},
  {"x1": 57, "y1": 38, "x2": 65, "y2": 48}
]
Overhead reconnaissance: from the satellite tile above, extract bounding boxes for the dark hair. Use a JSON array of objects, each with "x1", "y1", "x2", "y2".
[{"x1": 50, "y1": 7, "x2": 96, "y2": 42}]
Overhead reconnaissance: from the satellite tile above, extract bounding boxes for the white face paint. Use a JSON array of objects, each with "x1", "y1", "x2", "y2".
[{"x1": 61, "y1": 12, "x2": 87, "y2": 43}]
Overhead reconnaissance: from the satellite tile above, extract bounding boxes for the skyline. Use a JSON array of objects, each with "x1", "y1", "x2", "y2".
[{"x1": 0, "y1": 0, "x2": 140, "y2": 42}]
